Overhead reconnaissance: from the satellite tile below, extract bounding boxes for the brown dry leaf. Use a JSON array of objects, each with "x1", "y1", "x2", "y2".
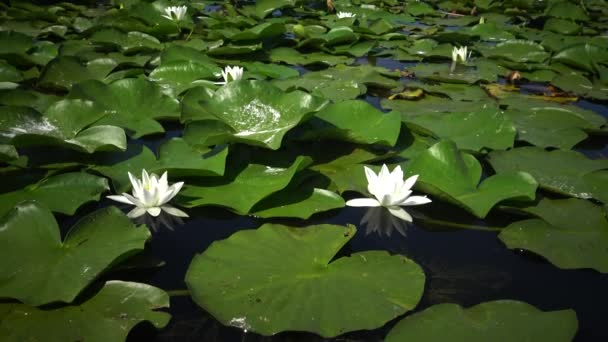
[{"x1": 388, "y1": 88, "x2": 425, "y2": 100}]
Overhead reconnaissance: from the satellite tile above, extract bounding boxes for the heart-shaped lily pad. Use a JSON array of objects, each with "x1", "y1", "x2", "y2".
[
  {"x1": 500, "y1": 198, "x2": 608, "y2": 272},
  {"x1": 185, "y1": 80, "x2": 327, "y2": 150},
  {"x1": 488, "y1": 147, "x2": 608, "y2": 200},
  {"x1": 94, "y1": 138, "x2": 227, "y2": 193},
  {"x1": 38, "y1": 56, "x2": 118, "y2": 91},
  {"x1": 185, "y1": 223, "x2": 425, "y2": 337},
  {"x1": 270, "y1": 47, "x2": 355, "y2": 66},
  {"x1": 67, "y1": 78, "x2": 180, "y2": 138},
  {"x1": 0, "y1": 103, "x2": 126, "y2": 153},
  {"x1": 385, "y1": 300, "x2": 577, "y2": 342},
  {"x1": 0, "y1": 172, "x2": 109, "y2": 217},
  {"x1": 297, "y1": 100, "x2": 401, "y2": 146},
  {"x1": 0, "y1": 202, "x2": 150, "y2": 306},
  {"x1": 405, "y1": 141, "x2": 538, "y2": 218},
  {"x1": 178, "y1": 156, "x2": 310, "y2": 214},
  {"x1": 0, "y1": 280, "x2": 170, "y2": 341},
  {"x1": 403, "y1": 107, "x2": 516, "y2": 152},
  {"x1": 481, "y1": 40, "x2": 550, "y2": 63}
]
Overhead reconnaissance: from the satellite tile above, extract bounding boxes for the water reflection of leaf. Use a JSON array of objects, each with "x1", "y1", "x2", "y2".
[
  {"x1": 134, "y1": 211, "x2": 185, "y2": 232},
  {"x1": 361, "y1": 206, "x2": 409, "y2": 237}
]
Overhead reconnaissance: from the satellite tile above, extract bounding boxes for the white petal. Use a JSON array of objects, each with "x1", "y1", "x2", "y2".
[
  {"x1": 345, "y1": 198, "x2": 381, "y2": 207},
  {"x1": 401, "y1": 196, "x2": 432, "y2": 206},
  {"x1": 122, "y1": 193, "x2": 144, "y2": 207},
  {"x1": 402, "y1": 174, "x2": 419, "y2": 191},
  {"x1": 161, "y1": 14, "x2": 173, "y2": 20},
  {"x1": 127, "y1": 207, "x2": 147, "y2": 218},
  {"x1": 387, "y1": 207, "x2": 413, "y2": 222},
  {"x1": 146, "y1": 207, "x2": 162, "y2": 217},
  {"x1": 160, "y1": 181, "x2": 183, "y2": 204},
  {"x1": 141, "y1": 169, "x2": 150, "y2": 188},
  {"x1": 107, "y1": 195, "x2": 134, "y2": 205},
  {"x1": 390, "y1": 190, "x2": 412, "y2": 206},
  {"x1": 363, "y1": 166, "x2": 378, "y2": 183},
  {"x1": 128, "y1": 172, "x2": 141, "y2": 194},
  {"x1": 161, "y1": 205, "x2": 189, "y2": 217}
]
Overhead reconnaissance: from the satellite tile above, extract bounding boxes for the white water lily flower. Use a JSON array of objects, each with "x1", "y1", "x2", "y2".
[
  {"x1": 336, "y1": 11, "x2": 356, "y2": 18},
  {"x1": 346, "y1": 164, "x2": 431, "y2": 222},
  {"x1": 451, "y1": 46, "x2": 471, "y2": 63},
  {"x1": 107, "y1": 169, "x2": 189, "y2": 219},
  {"x1": 214, "y1": 65, "x2": 244, "y2": 85},
  {"x1": 162, "y1": 5, "x2": 187, "y2": 21}
]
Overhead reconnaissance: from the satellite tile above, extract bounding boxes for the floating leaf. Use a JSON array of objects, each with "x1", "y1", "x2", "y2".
[
  {"x1": 0, "y1": 102, "x2": 126, "y2": 153},
  {"x1": 551, "y1": 73, "x2": 608, "y2": 100},
  {"x1": 500, "y1": 198, "x2": 608, "y2": 272},
  {"x1": 0, "y1": 281, "x2": 170, "y2": 340},
  {"x1": 185, "y1": 80, "x2": 327, "y2": 150},
  {"x1": 185, "y1": 224, "x2": 425, "y2": 337},
  {"x1": 385, "y1": 300, "x2": 577, "y2": 342},
  {"x1": 297, "y1": 100, "x2": 401, "y2": 146},
  {"x1": 270, "y1": 47, "x2": 354, "y2": 66},
  {"x1": 68, "y1": 79, "x2": 180, "y2": 138},
  {"x1": 481, "y1": 40, "x2": 550, "y2": 63},
  {"x1": 0, "y1": 172, "x2": 109, "y2": 217},
  {"x1": 149, "y1": 60, "x2": 219, "y2": 95},
  {"x1": 405, "y1": 141, "x2": 538, "y2": 218},
  {"x1": 0, "y1": 203, "x2": 149, "y2": 306},
  {"x1": 94, "y1": 139, "x2": 227, "y2": 193},
  {"x1": 255, "y1": 0, "x2": 295, "y2": 18},
  {"x1": 403, "y1": 107, "x2": 516, "y2": 152},
  {"x1": 178, "y1": 156, "x2": 310, "y2": 214},
  {"x1": 488, "y1": 147, "x2": 608, "y2": 200},
  {"x1": 38, "y1": 56, "x2": 118, "y2": 91}
]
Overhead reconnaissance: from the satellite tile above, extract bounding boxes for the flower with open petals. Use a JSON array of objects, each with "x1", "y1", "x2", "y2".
[
  {"x1": 162, "y1": 5, "x2": 187, "y2": 21},
  {"x1": 214, "y1": 65, "x2": 244, "y2": 85},
  {"x1": 451, "y1": 46, "x2": 471, "y2": 63},
  {"x1": 337, "y1": 11, "x2": 356, "y2": 18},
  {"x1": 107, "y1": 170, "x2": 188, "y2": 219},
  {"x1": 346, "y1": 164, "x2": 431, "y2": 222}
]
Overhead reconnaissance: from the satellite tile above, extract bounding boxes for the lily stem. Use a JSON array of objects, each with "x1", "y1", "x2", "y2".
[
  {"x1": 412, "y1": 214, "x2": 503, "y2": 232},
  {"x1": 166, "y1": 289, "x2": 190, "y2": 297}
]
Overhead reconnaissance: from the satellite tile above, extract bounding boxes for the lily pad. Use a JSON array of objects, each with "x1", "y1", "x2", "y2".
[
  {"x1": 385, "y1": 300, "x2": 577, "y2": 342},
  {"x1": 178, "y1": 156, "x2": 309, "y2": 214},
  {"x1": 0, "y1": 202, "x2": 150, "y2": 306},
  {"x1": 500, "y1": 198, "x2": 608, "y2": 272},
  {"x1": 551, "y1": 73, "x2": 608, "y2": 101},
  {"x1": 481, "y1": 40, "x2": 550, "y2": 63},
  {"x1": 297, "y1": 100, "x2": 401, "y2": 146},
  {"x1": 0, "y1": 280, "x2": 170, "y2": 341},
  {"x1": 67, "y1": 78, "x2": 180, "y2": 138},
  {"x1": 0, "y1": 102, "x2": 126, "y2": 153},
  {"x1": 94, "y1": 139, "x2": 227, "y2": 193},
  {"x1": 185, "y1": 80, "x2": 327, "y2": 150},
  {"x1": 403, "y1": 107, "x2": 516, "y2": 152},
  {"x1": 185, "y1": 223, "x2": 425, "y2": 337},
  {"x1": 149, "y1": 60, "x2": 220, "y2": 95},
  {"x1": 273, "y1": 64, "x2": 401, "y2": 102},
  {"x1": 488, "y1": 147, "x2": 608, "y2": 200},
  {"x1": 38, "y1": 56, "x2": 118, "y2": 91},
  {"x1": 89, "y1": 29, "x2": 161, "y2": 53},
  {"x1": 270, "y1": 47, "x2": 354, "y2": 66},
  {"x1": 255, "y1": 0, "x2": 295, "y2": 18},
  {"x1": 405, "y1": 141, "x2": 538, "y2": 218},
  {"x1": 0, "y1": 172, "x2": 109, "y2": 217},
  {"x1": 552, "y1": 43, "x2": 608, "y2": 74}
]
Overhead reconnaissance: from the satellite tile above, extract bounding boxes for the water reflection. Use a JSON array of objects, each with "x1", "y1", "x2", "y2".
[
  {"x1": 134, "y1": 211, "x2": 186, "y2": 232},
  {"x1": 360, "y1": 206, "x2": 409, "y2": 237}
]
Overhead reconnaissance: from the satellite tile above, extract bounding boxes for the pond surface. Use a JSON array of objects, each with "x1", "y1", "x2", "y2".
[{"x1": 1, "y1": 0, "x2": 608, "y2": 341}]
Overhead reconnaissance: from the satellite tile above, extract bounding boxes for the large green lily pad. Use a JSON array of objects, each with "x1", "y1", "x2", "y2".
[
  {"x1": 272, "y1": 64, "x2": 401, "y2": 102},
  {"x1": 0, "y1": 172, "x2": 109, "y2": 217},
  {"x1": 148, "y1": 60, "x2": 220, "y2": 95},
  {"x1": 500, "y1": 198, "x2": 608, "y2": 272},
  {"x1": 67, "y1": 78, "x2": 180, "y2": 138},
  {"x1": 296, "y1": 100, "x2": 401, "y2": 146},
  {"x1": 178, "y1": 156, "x2": 310, "y2": 214},
  {"x1": 270, "y1": 47, "x2": 354, "y2": 66},
  {"x1": 0, "y1": 280, "x2": 170, "y2": 341},
  {"x1": 481, "y1": 40, "x2": 550, "y2": 63},
  {"x1": 94, "y1": 138, "x2": 228, "y2": 193},
  {"x1": 185, "y1": 223, "x2": 425, "y2": 337},
  {"x1": 0, "y1": 103, "x2": 126, "y2": 153},
  {"x1": 385, "y1": 300, "x2": 577, "y2": 342},
  {"x1": 488, "y1": 147, "x2": 608, "y2": 200},
  {"x1": 185, "y1": 80, "x2": 327, "y2": 150},
  {"x1": 405, "y1": 141, "x2": 538, "y2": 218},
  {"x1": 0, "y1": 202, "x2": 150, "y2": 306},
  {"x1": 38, "y1": 56, "x2": 118, "y2": 91},
  {"x1": 551, "y1": 73, "x2": 608, "y2": 101},
  {"x1": 403, "y1": 107, "x2": 516, "y2": 152}
]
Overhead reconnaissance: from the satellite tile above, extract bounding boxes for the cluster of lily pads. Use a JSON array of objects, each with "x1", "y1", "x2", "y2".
[{"x1": 0, "y1": 0, "x2": 606, "y2": 340}]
